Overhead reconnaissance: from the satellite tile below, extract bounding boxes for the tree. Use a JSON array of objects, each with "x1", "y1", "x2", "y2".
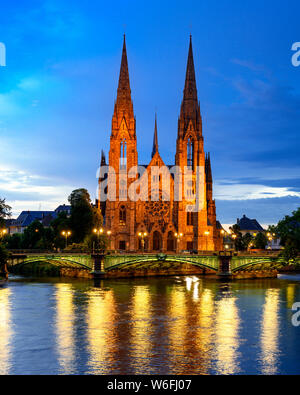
[
  {"x1": 229, "y1": 224, "x2": 245, "y2": 251},
  {"x1": 22, "y1": 220, "x2": 45, "y2": 249},
  {"x1": 0, "y1": 243, "x2": 9, "y2": 270},
  {"x1": 68, "y1": 189, "x2": 102, "y2": 243},
  {"x1": 279, "y1": 245, "x2": 298, "y2": 265},
  {"x1": 243, "y1": 233, "x2": 254, "y2": 250},
  {"x1": 275, "y1": 208, "x2": 300, "y2": 251},
  {"x1": 275, "y1": 208, "x2": 300, "y2": 264},
  {"x1": 51, "y1": 212, "x2": 72, "y2": 249},
  {"x1": 0, "y1": 198, "x2": 11, "y2": 227},
  {"x1": 254, "y1": 233, "x2": 268, "y2": 250},
  {"x1": 3, "y1": 233, "x2": 22, "y2": 249}
]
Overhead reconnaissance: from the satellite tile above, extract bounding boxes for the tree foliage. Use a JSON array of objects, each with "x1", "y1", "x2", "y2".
[
  {"x1": 275, "y1": 208, "x2": 300, "y2": 264},
  {"x1": 0, "y1": 243, "x2": 9, "y2": 269},
  {"x1": 68, "y1": 189, "x2": 102, "y2": 243},
  {"x1": 254, "y1": 232, "x2": 268, "y2": 250},
  {"x1": 0, "y1": 198, "x2": 11, "y2": 227},
  {"x1": 3, "y1": 189, "x2": 103, "y2": 251},
  {"x1": 275, "y1": 208, "x2": 300, "y2": 250}
]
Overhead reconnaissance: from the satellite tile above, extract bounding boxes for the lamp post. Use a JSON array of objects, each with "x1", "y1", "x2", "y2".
[
  {"x1": 175, "y1": 232, "x2": 183, "y2": 254},
  {"x1": 138, "y1": 232, "x2": 148, "y2": 254},
  {"x1": 204, "y1": 231, "x2": 210, "y2": 251},
  {"x1": 0, "y1": 228, "x2": 7, "y2": 239},
  {"x1": 267, "y1": 233, "x2": 273, "y2": 250},
  {"x1": 61, "y1": 231, "x2": 71, "y2": 249},
  {"x1": 107, "y1": 230, "x2": 112, "y2": 251},
  {"x1": 93, "y1": 228, "x2": 104, "y2": 253},
  {"x1": 231, "y1": 234, "x2": 237, "y2": 251}
]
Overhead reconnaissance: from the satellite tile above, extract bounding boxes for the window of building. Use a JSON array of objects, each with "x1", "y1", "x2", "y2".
[
  {"x1": 187, "y1": 212, "x2": 193, "y2": 226},
  {"x1": 119, "y1": 205, "x2": 126, "y2": 226},
  {"x1": 187, "y1": 138, "x2": 194, "y2": 168},
  {"x1": 120, "y1": 139, "x2": 127, "y2": 169}
]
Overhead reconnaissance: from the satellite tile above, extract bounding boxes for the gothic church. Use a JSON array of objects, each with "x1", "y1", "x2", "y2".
[{"x1": 98, "y1": 36, "x2": 223, "y2": 253}]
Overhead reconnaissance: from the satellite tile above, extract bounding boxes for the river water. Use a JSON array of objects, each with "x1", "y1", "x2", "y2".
[{"x1": 0, "y1": 274, "x2": 300, "y2": 375}]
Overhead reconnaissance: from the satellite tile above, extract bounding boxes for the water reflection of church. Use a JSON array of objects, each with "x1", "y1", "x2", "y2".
[{"x1": 98, "y1": 36, "x2": 223, "y2": 253}]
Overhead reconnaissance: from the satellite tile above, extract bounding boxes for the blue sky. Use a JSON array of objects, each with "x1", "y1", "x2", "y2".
[{"x1": 0, "y1": 0, "x2": 299, "y2": 225}]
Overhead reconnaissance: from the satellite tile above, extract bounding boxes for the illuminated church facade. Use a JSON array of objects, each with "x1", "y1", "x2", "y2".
[{"x1": 98, "y1": 36, "x2": 223, "y2": 253}]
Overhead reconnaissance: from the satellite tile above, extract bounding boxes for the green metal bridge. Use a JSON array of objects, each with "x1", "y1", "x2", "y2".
[{"x1": 7, "y1": 252, "x2": 296, "y2": 276}]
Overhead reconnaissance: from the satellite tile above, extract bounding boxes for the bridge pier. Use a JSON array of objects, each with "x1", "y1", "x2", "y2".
[
  {"x1": 91, "y1": 253, "x2": 106, "y2": 279},
  {"x1": 217, "y1": 252, "x2": 233, "y2": 279}
]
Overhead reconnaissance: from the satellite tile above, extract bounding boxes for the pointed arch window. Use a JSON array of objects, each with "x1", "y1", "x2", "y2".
[
  {"x1": 120, "y1": 139, "x2": 127, "y2": 170},
  {"x1": 187, "y1": 138, "x2": 194, "y2": 168},
  {"x1": 187, "y1": 212, "x2": 194, "y2": 226},
  {"x1": 119, "y1": 205, "x2": 126, "y2": 226}
]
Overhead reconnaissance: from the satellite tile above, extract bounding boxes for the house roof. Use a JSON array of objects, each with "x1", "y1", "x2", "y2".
[
  {"x1": 237, "y1": 215, "x2": 265, "y2": 231},
  {"x1": 55, "y1": 205, "x2": 71, "y2": 212},
  {"x1": 14, "y1": 211, "x2": 56, "y2": 227}
]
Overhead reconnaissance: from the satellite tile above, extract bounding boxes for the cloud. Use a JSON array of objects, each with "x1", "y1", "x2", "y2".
[
  {"x1": 215, "y1": 180, "x2": 300, "y2": 201},
  {"x1": 0, "y1": 167, "x2": 73, "y2": 217},
  {"x1": 231, "y1": 58, "x2": 269, "y2": 76}
]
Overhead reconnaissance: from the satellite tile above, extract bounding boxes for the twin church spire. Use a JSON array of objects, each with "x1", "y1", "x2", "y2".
[
  {"x1": 114, "y1": 35, "x2": 134, "y2": 122},
  {"x1": 113, "y1": 35, "x2": 201, "y2": 156}
]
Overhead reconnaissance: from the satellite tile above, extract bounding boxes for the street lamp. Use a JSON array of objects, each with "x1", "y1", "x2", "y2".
[
  {"x1": 107, "y1": 230, "x2": 112, "y2": 251},
  {"x1": 175, "y1": 232, "x2": 183, "y2": 253},
  {"x1": 0, "y1": 228, "x2": 7, "y2": 238},
  {"x1": 204, "y1": 231, "x2": 210, "y2": 251},
  {"x1": 268, "y1": 236, "x2": 273, "y2": 250},
  {"x1": 138, "y1": 232, "x2": 148, "y2": 253},
  {"x1": 93, "y1": 228, "x2": 104, "y2": 252},
  {"x1": 231, "y1": 234, "x2": 237, "y2": 251},
  {"x1": 61, "y1": 230, "x2": 71, "y2": 249}
]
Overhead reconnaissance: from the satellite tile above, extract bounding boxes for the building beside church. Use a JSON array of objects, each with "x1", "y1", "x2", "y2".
[{"x1": 98, "y1": 36, "x2": 223, "y2": 253}]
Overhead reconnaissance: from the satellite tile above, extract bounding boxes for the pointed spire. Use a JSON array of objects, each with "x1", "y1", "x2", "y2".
[
  {"x1": 115, "y1": 35, "x2": 133, "y2": 117},
  {"x1": 206, "y1": 153, "x2": 212, "y2": 182},
  {"x1": 184, "y1": 36, "x2": 197, "y2": 102},
  {"x1": 151, "y1": 114, "x2": 159, "y2": 158},
  {"x1": 180, "y1": 36, "x2": 200, "y2": 125},
  {"x1": 100, "y1": 150, "x2": 106, "y2": 166}
]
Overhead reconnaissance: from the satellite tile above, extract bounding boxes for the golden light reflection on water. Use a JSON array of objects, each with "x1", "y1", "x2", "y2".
[
  {"x1": 168, "y1": 282, "x2": 187, "y2": 371},
  {"x1": 87, "y1": 290, "x2": 116, "y2": 374},
  {"x1": 0, "y1": 288, "x2": 12, "y2": 375},
  {"x1": 130, "y1": 286, "x2": 152, "y2": 372},
  {"x1": 286, "y1": 284, "x2": 296, "y2": 309},
  {"x1": 55, "y1": 284, "x2": 75, "y2": 375},
  {"x1": 195, "y1": 288, "x2": 214, "y2": 372},
  {"x1": 260, "y1": 289, "x2": 280, "y2": 375},
  {"x1": 3, "y1": 276, "x2": 299, "y2": 375},
  {"x1": 215, "y1": 293, "x2": 240, "y2": 375}
]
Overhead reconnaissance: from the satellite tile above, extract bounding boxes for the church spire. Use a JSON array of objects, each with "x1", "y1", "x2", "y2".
[
  {"x1": 152, "y1": 114, "x2": 159, "y2": 158},
  {"x1": 114, "y1": 35, "x2": 134, "y2": 118},
  {"x1": 205, "y1": 153, "x2": 213, "y2": 182},
  {"x1": 179, "y1": 36, "x2": 201, "y2": 126},
  {"x1": 100, "y1": 150, "x2": 106, "y2": 166}
]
